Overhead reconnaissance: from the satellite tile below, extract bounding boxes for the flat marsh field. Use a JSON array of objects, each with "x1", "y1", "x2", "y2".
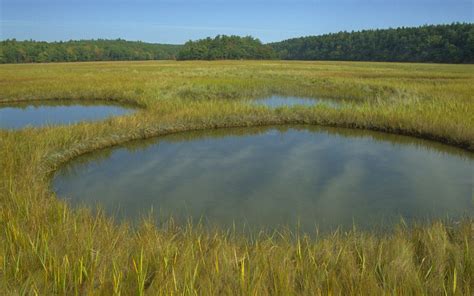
[{"x1": 0, "y1": 61, "x2": 473, "y2": 294}]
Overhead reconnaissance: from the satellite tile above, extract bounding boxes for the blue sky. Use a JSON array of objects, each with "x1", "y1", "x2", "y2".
[{"x1": 1, "y1": 0, "x2": 472, "y2": 44}]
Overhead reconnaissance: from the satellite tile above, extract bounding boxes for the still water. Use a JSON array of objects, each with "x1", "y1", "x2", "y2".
[
  {"x1": 0, "y1": 101, "x2": 134, "y2": 129},
  {"x1": 53, "y1": 126, "x2": 473, "y2": 232},
  {"x1": 251, "y1": 95, "x2": 340, "y2": 108}
]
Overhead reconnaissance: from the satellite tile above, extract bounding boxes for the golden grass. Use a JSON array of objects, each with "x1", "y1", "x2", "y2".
[{"x1": 0, "y1": 60, "x2": 473, "y2": 294}]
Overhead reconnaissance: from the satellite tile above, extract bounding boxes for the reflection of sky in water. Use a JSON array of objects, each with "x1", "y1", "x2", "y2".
[
  {"x1": 0, "y1": 103, "x2": 133, "y2": 129},
  {"x1": 54, "y1": 126, "x2": 474, "y2": 232},
  {"x1": 251, "y1": 95, "x2": 340, "y2": 108}
]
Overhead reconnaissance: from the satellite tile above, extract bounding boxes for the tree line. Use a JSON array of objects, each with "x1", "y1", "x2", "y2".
[
  {"x1": 270, "y1": 23, "x2": 473, "y2": 63},
  {"x1": 1, "y1": 23, "x2": 472, "y2": 63},
  {"x1": 0, "y1": 39, "x2": 181, "y2": 63}
]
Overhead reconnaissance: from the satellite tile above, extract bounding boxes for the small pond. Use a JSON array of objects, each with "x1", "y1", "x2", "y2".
[
  {"x1": 251, "y1": 95, "x2": 340, "y2": 108},
  {"x1": 53, "y1": 126, "x2": 473, "y2": 232},
  {"x1": 0, "y1": 100, "x2": 134, "y2": 129}
]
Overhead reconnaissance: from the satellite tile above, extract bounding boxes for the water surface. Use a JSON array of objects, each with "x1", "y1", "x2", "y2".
[
  {"x1": 53, "y1": 126, "x2": 473, "y2": 232},
  {"x1": 251, "y1": 95, "x2": 340, "y2": 108},
  {"x1": 0, "y1": 101, "x2": 134, "y2": 129}
]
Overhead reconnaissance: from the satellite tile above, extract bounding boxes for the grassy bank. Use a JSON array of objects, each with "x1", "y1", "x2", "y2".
[{"x1": 1, "y1": 60, "x2": 473, "y2": 294}]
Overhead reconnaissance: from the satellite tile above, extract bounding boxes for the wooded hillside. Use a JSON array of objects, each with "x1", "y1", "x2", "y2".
[
  {"x1": 1, "y1": 23, "x2": 472, "y2": 63},
  {"x1": 176, "y1": 35, "x2": 276, "y2": 60},
  {"x1": 0, "y1": 39, "x2": 181, "y2": 63},
  {"x1": 270, "y1": 23, "x2": 474, "y2": 63}
]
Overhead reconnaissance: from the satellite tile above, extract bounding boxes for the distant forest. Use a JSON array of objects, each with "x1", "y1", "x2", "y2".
[
  {"x1": 0, "y1": 39, "x2": 181, "y2": 63},
  {"x1": 1, "y1": 23, "x2": 473, "y2": 64},
  {"x1": 270, "y1": 23, "x2": 474, "y2": 63},
  {"x1": 176, "y1": 35, "x2": 276, "y2": 60}
]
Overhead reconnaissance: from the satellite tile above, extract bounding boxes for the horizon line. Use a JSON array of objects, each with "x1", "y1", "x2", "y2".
[{"x1": 1, "y1": 22, "x2": 471, "y2": 45}]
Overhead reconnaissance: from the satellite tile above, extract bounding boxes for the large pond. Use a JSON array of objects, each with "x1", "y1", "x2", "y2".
[
  {"x1": 251, "y1": 95, "x2": 340, "y2": 108},
  {"x1": 0, "y1": 101, "x2": 134, "y2": 129},
  {"x1": 53, "y1": 126, "x2": 473, "y2": 232}
]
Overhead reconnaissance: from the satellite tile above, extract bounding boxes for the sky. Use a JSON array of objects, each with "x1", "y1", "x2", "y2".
[{"x1": 1, "y1": 0, "x2": 472, "y2": 44}]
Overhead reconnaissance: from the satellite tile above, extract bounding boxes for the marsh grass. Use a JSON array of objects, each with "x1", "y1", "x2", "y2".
[{"x1": 0, "y1": 60, "x2": 473, "y2": 294}]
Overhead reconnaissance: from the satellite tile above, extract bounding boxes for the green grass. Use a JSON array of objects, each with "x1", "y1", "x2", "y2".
[{"x1": 0, "y1": 60, "x2": 473, "y2": 294}]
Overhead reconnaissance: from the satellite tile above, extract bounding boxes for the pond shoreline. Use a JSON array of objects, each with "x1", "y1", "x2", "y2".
[
  {"x1": 43, "y1": 113, "x2": 474, "y2": 181},
  {"x1": 0, "y1": 97, "x2": 145, "y2": 109},
  {"x1": 0, "y1": 99, "x2": 138, "y2": 129},
  {"x1": 52, "y1": 124, "x2": 472, "y2": 232}
]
